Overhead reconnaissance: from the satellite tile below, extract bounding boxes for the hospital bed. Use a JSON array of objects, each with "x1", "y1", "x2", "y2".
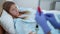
[{"x1": 0, "y1": 7, "x2": 60, "y2": 34}]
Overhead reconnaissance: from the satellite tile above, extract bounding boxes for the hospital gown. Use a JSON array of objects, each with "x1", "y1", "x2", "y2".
[{"x1": 13, "y1": 18, "x2": 36, "y2": 34}]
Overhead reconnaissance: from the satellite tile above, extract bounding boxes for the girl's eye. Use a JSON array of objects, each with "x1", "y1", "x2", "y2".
[
  {"x1": 15, "y1": 7, "x2": 17, "y2": 8},
  {"x1": 12, "y1": 9, "x2": 15, "y2": 11},
  {"x1": 12, "y1": 7, "x2": 17, "y2": 11}
]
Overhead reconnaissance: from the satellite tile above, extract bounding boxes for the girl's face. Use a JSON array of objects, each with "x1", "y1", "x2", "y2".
[{"x1": 9, "y1": 4, "x2": 19, "y2": 17}]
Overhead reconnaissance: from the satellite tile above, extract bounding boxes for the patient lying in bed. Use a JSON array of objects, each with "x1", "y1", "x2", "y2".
[{"x1": 1, "y1": 1, "x2": 36, "y2": 34}]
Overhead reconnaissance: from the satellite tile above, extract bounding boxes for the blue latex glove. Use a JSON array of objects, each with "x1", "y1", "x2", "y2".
[
  {"x1": 45, "y1": 13, "x2": 60, "y2": 29},
  {"x1": 35, "y1": 12, "x2": 51, "y2": 34}
]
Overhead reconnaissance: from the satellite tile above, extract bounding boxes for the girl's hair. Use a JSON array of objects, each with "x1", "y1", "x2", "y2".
[{"x1": 3, "y1": 1, "x2": 15, "y2": 13}]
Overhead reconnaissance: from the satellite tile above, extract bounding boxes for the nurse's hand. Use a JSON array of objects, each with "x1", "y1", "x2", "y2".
[
  {"x1": 45, "y1": 13, "x2": 55, "y2": 20},
  {"x1": 45, "y1": 13, "x2": 57, "y2": 23},
  {"x1": 35, "y1": 12, "x2": 51, "y2": 34},
  {"x1": 45, "y1": 13, "x2": 60, "y2": 29}
]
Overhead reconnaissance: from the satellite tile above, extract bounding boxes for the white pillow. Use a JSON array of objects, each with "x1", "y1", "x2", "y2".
[{"x1": 0, "y1": 10, "x2": 16, "y2": 34}]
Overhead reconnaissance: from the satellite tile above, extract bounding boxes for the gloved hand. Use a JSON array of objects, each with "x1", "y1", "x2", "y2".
[
  {"x1": 35, "y1": 12, "x2": 51, "y2": 34},
  {"x1": 45, "y1": 13, "x2": 60, "y2": 29}
]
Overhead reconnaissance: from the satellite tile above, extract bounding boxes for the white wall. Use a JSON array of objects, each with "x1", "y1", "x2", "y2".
[
  {"x1": 14, "y1": 0, "x2": 38, "y2": 9},
  {"x1": 6, "y1": 0, "x2": 13, "y2": 1},
  {"x1": 55, "y1": 2, "x2": 60, "y2": 10},
  {"x1": 40, "y1": 0, "x2": 60, "y2": 10},
  {"x1": 40, "y1": 0, "x2": 53, "y2": 10},
  {"x1": 0, "y1": 0, "x2": 5, "y2": 16},
  {"x1": 13, "y1": 0, "x2": 60, "y2": 10},
  {"x1": 13, "y1": 0, "x2": 56, "y2": 10}
]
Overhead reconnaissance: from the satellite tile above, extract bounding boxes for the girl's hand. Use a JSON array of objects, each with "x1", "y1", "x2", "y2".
[
  {"x1": 29, "y1": 31, "x2": 36, "y2": 34},
  {"x1": 29, "y1": 31, "x2": 33, "y2": 34}
]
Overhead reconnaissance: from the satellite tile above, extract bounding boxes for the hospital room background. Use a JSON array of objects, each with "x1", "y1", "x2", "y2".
[{"x1": 0, "y1": 0, "x2": 60, "y2": 34}]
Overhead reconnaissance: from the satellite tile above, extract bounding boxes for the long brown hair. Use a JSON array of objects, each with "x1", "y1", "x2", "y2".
[{"x1": 3, "y1": 1, "x2": 15, "y2": 13}]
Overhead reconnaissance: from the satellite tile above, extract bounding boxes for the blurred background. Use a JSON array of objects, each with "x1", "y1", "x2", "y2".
[
  {"x1": 0, "y1": 0, "x2": 60, "y2": 34},
  {"x1": 0, "y1": 0, "x2": 60, "y2": 15},
  {"x1": 13, "y1": 0, "x2": 60, "y2": 10}
]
